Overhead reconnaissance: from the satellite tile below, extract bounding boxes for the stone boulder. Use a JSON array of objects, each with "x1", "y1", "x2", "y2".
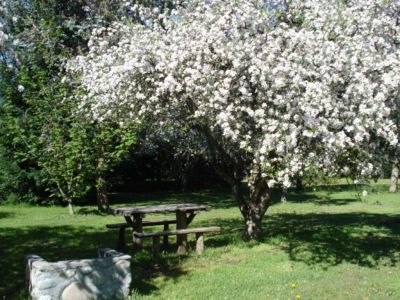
[{"x1": 26, "y1": 248, "x2": 131, "y2": 300}]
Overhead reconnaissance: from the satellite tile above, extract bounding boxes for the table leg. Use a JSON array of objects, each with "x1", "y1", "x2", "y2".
[
  {"x1": 187, "y1": 212, "x2": 197, "y2": 225},
  {"x1": 163, "y1": 223, "x2": 169, "y2": 250},
  {"x1": 176, "y1": 211, "x2": 187, "y2": 255},
  {"x1": 130, "y1": 215, "x2": 143, "y2": 251},
  {"x1": 118, "y1": 226, "x2": 126, "y2": 250}
]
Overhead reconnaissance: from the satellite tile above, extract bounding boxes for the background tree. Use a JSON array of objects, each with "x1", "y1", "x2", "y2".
[
  {"x1": 0, "y1": 0, "x2": 141, "y2": 208},
  {"x1": 140, "y1": 126, "x2": 211, "y2": 192},
  {"x1": 89, "y1": 120, "x2": 139, "y2": 211}
]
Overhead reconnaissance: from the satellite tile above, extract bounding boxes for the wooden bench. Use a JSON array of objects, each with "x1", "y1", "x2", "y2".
[
  {"x1": 106, "y1": 219, "x2": 177, "y2": 250},
  {"x1": 133, "y1": 226, "x2": 221, "y2": 259}
]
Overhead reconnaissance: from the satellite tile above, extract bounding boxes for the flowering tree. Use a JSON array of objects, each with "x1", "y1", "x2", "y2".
[
  {"x1": 68, "y1": 0, "x2": 400, "y2": 239},
  {"x1": 0, "y1": 0, "x2": 143, "y2": 210}
]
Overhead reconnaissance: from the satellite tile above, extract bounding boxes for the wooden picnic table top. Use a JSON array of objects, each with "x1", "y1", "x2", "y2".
[{"x1": 110, "y1": 203, "x2": 210, "y2": 216}]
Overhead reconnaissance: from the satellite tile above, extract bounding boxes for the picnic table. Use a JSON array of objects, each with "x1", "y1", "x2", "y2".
[{"x1": 109, "y1": 203, "x2": 219, "y2": 256}]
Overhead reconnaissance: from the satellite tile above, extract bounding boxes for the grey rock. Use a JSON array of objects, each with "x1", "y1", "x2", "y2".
[
  {"x1": 79, "y1": 266, "x2": 93, "y2": 275},
  {"x1": 64, "y1": 269, "x2": 75, "y2": 277},
  {"x1": 26, "y1": 249, "x2": 131, "y2": 300},
  {"x1": 61, "y1": 282, "x2": 92, "y2": 300},
  {"x1": 36, "y1": 279, "x2": 56, "y2": 290}
]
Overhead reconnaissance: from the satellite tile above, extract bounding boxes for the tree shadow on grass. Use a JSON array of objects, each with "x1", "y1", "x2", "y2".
[
  {"x1": 107, "y1": 187, "x2": 330, "y2": 210},
  {"x1": 107, "y1": 189, "x2": 236, "y2": 210},
  {"x1": 272, "y1": 185, "x2": 362, "y2": 206},
  {"x1": 209, "y1": 212, "x2": 400, "y2": 269},
  {"x1": 106, "y1": 183, "x2": 373, "y2": 210},
  {"x1": 0, "y1": 225, "x2": 187, "y2": 299},
  {"x1": 284, "y1": 194, "x2": 360, "y2": 206},
  {"x1": 268, "y1": 213, "x2": 400, "y2": 268},
  {"x1": 130, "y1": 252, "x2": 189, "y2": 295},
  {"x1": 302, "y1": 183, "x2": 365, "y2": 193},
  {"x1": 306, "y1": 183, "x2": 390, "y2": 194},
  {"x1": 0, "y1": 211, "x2": 14, "y2": 219},
  {"x1": 310, "y1": 198, "x2": 360, "y2": 206},
  {"x1": 106, "y1": 184, "x2": 324, "y2": 209},
  {"x1": 75, "y1": 208, "x2": 107, "y2": 216}
]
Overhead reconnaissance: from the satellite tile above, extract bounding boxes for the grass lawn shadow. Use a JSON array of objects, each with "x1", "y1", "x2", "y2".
[
  {"x1": 107, "y1": 183, "x2": 372, "y2": 210},
  {"x1": 267, "y1": 213, "x2": 400, "y2": 268},
  {"x1": 130, "y1": 253, "x2": 189, "y2": 296},
  {"x1": 287, "y1": 195, "x2": 360, "y2": 206},
  {"x1": 76, "y1": 207, "x2": 107, "y2": 216},
  {"x1": 108, "y1": 189, "x2": 236, "y2": 210},
  {"x1": 267, "y1": 184, "x2": 364, "y2": 206},
  {"x1": 210, "y1": 212, "x2": 400, "y2": 269},
  {"x1": 0, "y1": 211, "x2": 14, "y2": 219}
]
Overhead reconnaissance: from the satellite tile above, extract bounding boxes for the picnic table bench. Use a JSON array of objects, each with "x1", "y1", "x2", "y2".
[
  {"x1": 106, "y1": 219, "x2": 178, "y2": 250},
  {"x1": 134, "y1": 226, "x2": 221, "y2": 259},
  {"x1": 107, "y1": 203, "x2": 220, "y2": 256}
]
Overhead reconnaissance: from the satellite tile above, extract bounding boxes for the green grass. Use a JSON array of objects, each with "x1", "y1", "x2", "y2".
[{"x1": 1, "y1": 180, "x2": 400, "y2": 299}]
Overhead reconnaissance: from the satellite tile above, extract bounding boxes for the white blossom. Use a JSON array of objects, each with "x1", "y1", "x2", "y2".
[{"x1": 66, "y1": 0, "x2": 400, "y2": 186}]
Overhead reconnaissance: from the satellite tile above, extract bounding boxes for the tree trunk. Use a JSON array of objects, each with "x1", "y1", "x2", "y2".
[
  {"x1": 67, "y1": 199, "x2": 75, "y2": 215},
  {"x1": 230, "y1": 166, "x2": 272, "y2": 240},
  {"x1": 296, "y1": 175, "x2": 304, "y2": 192},
  {"x1": 55, "y1": 182, "x2": 74, "y2": 215},
  {"x1": 194, "y1": 125, "x2": 271, "y2": 240},
  {"x1": 96, "y1": 174, "x2": 109, "y2": 212},
  {"x1": 243, "y1": 204, "x2": 264, "y2": 240},
  {"x1": 389, "y1": 160, "x2": 399, "y2": 193},
  {"x1": 281, "y1": 186, "x2": 288, "y2": 203},
  {"x1": 181, "y1": 164, "x2": 190, "y2": 193}
]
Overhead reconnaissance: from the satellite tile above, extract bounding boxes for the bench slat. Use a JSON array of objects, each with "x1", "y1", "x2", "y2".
[
  {"x1": 133, "y1": 226, "x2": 221, "y2": 238},
  {"x1": 106, "y1": 219, "x2": 177, "y2": 229}
]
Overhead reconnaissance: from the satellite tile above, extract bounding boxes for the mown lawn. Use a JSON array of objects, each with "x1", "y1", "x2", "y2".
[{"x1": 1, "y1": 180, "x2": 400, "y2": 299}]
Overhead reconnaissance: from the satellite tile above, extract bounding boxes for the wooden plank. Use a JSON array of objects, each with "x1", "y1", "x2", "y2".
[
  {"x1": 133, "y1": 226, "x2": 221, "y2": 238},
  {"x1": 187, "y1": 212, "x2": 197, "y2": 225},
  {"x1": 106, "y1": 219, "x2": 177, "y2": 229},
  {"x1": 163, "y1": 223, "x2": 169, "y2": 250},
  {"x1": 124, "y1": 216, "x2": 134, "y2": 227},
  {"x1": 107, "y1": 220, "x2": 177, "y2": 250},
  {"x1": 144, "y1": 219, "x2": 177, "y2": 226},
  {"x1": 196, "y1": 233, "x2": 204, "y2": 255},
  {"x1": 176, "y1": 211, "x2": 188, "y2": 255},
  {"x1": 110, "y1": 203, "x2": 209, "y2": 216},
  {"x1": 132, "y1": 215, "x2": 143, "y2": 251}
]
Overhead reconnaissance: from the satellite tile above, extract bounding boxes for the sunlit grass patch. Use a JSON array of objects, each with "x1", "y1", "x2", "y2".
[{"x1": 0, "y1": 179, "x2": 399, "y2": 299}]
